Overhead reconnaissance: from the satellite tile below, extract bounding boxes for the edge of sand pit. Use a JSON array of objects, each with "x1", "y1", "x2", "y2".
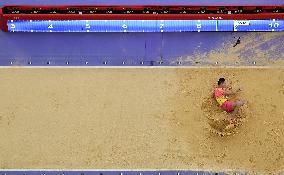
[
  {"x1": 0, "y1": 66, "x2": 283, "y2": 69},
  {"x1": 0, "y1": 169, "x2": 249, "y2": 175}
]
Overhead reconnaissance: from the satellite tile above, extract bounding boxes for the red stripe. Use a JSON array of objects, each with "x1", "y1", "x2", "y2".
[
  {"x1": 2, "y1": 5, "x2": 284, "y2": 9},
  {"x1": 0, "y1": 8, "x2": 4, "y2": 31},
  {"x1": 2, "y1": 13, "x2": 284, "y2": 20}
]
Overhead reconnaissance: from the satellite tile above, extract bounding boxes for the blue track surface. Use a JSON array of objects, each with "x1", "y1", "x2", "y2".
[
  {"x1": 0, "y1": 0, "x2": 283, "y2": 67},
  {"x1": 0, "y1": 31, "x2": 283, "y2": 66}
]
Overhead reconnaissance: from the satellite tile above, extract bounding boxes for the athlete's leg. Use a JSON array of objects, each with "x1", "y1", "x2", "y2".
[{"x1": 231, "y1": 100, "x2": 245, "y2": 116}]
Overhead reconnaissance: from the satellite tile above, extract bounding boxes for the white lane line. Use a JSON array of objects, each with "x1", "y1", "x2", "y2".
[{"x1": 0, "y1": 66, "x2": 283, "y2": 69}]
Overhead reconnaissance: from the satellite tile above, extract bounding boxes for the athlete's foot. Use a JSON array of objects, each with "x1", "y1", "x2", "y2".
[
  {"x1": 230, "y1": 110, "x2": 238, "y2": 117},
  {"x1": 236, "y1": 100, "x2": 245, "y2": 106},
  {"x1": 229, "y1": 116, "x2": 237, "y2": 123},
  {"x1": 225, "y1": 123, "x2": 235, "y2": 130}
]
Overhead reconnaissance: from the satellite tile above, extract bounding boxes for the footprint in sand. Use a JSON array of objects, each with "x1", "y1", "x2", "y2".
[{"x1": 201, "y1": 96, "x2": 248, "y2": 136}]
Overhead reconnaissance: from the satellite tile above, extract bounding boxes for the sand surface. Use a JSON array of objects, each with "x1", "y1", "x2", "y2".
[{"x1": 0, "y1": 68, "x2": 283, "y2": 174}]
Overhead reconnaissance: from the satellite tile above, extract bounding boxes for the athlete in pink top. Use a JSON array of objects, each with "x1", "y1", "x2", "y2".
[{"x1": 214, "y1": 78, "x2": 245, "y2": 115}]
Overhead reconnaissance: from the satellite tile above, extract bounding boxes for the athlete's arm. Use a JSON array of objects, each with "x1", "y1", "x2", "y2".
[{"x1": 224, "y1": 88, "x2": 241, "y2": 96}]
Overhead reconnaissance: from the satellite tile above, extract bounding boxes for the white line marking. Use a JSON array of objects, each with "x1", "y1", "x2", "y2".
[
  {"x1": 0, "y1": 66, "x2": 282, "y2": 69},
  {"x1": 1, "y1": 169, "x2": 236, "y2": 171},
  {"x1": 0, "y1": 169, "x2": 250, "y2": 174}
]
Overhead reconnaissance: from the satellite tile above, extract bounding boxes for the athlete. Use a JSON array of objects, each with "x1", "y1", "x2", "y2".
[{"x1": 214, "y1": 78, "x2": 245, "y2": 116}]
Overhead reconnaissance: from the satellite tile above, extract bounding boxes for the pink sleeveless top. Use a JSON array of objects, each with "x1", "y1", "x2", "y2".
[{"x1": 214, "y1": 88, "x2": 228, "y2": 106}]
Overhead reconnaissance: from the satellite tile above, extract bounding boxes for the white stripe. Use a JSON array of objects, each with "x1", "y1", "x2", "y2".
[
  {"x1": 0, "y1": 66, "x2": 282, "y2": 69},
  {"x1": 0, "y1": 169, "x2": 240, "y2": 171}
]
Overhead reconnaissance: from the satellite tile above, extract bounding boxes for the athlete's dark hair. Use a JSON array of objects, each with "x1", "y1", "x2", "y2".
[{"x1": 218, "y1": 78, "x2": 225, "y2": 85}]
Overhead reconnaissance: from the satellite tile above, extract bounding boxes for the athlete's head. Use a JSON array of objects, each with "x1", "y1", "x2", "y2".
[{"x1": 217, "y1": 78, "x2": 226, "y2": 87}]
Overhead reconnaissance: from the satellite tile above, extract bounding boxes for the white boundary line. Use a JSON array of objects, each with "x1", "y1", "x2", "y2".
[
  {"x1": 0, "y1": 66, "x2": 283, "y2": 69},
  {"x1": 0, "y1": 169, "x2": 247, "y2": 172}
]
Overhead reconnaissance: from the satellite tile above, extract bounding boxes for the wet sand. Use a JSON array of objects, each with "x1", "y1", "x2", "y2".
[{"x1": 0, "y1": 68, "x2": 283, "y2": 174}]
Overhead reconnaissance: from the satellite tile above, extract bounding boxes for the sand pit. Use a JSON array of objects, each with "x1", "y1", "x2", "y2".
[{"x1": 0, "y1": 68, "x2": 283, "y2": 174}]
